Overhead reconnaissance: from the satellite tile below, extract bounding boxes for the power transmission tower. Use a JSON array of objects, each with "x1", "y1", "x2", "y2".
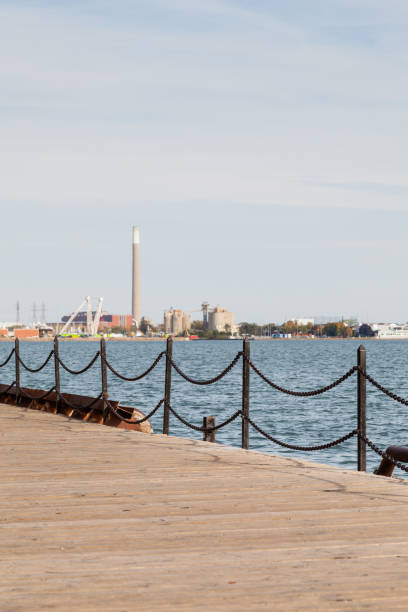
[
  {"x1": 32, "y1": 302, "x2": 37, "y2": 322},
  {"x1": 16, "y1": 301, "x2": 20, "y2": 324}
]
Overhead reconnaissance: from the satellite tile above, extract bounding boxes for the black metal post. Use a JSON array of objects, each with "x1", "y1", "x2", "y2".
[
  {"x1": 163, "y1": 337, "x2": 173, "y2": 434},
  {"x1": 203, "y1": 416, "x2": 216, "y2": 443},
  {"x1": 242, "y1": 338, "x2": 250, "y2": 449},
  {"x1": 357, "y1": 344, "x2": 367, "y2": 472},
  {"x1": 100, "y1": 338, "x2": 109, "y2": 423},
  {"x1": 53, "y1": 336, "x2": 61, "y2": 413},
  {"x1": 15, "y1": 338, "x2": 20, "y2": 404}
]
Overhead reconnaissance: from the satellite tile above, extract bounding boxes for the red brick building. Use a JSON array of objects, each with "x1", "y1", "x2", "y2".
[
  {"x1": 98, "y1": 314, "x2": 133, "y2": 331},
  {"x1": 14, "y1": 328, "x2": 40, "y2": 339}
]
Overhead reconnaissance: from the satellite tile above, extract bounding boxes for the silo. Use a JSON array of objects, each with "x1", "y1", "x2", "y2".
[
  {"x1": 164, "y1": 310, "x2": 172, "y2": 334},
  {"x1": 182, "y1": 313, "x2": 191, "y2": 331},
  {"x1": 172, "y1": 310, "x2": 183, "y2": 335}
]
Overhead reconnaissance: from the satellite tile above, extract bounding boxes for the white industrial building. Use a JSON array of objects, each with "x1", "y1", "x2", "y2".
[
  {"x1": 371, "y1": 323, "x2": 408, "y2": 339},
  {"x1": 208, "y1": 307, "x2": 235, "y2": 332},
  {"x1": 164, "y1": 309, "x2": 191, "y2": 335}
]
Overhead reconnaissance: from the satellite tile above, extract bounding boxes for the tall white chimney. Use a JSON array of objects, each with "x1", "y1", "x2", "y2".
[{"x1": 132, "y1": 226, "x2": 141, "y2": 325}]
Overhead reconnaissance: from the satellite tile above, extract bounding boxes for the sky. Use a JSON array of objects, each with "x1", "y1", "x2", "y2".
[{"x1": 1, "y1": 0, "x2": 408, "y2": 324}]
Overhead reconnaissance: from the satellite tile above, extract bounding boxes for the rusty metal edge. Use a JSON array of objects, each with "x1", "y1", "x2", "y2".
[{"x1": 0, "y1": 384, "x2": 153, "y2": 433}]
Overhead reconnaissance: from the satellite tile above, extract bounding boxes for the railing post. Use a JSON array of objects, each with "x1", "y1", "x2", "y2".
[
  {"x1": 357, "y1": 344, "x2": 366, "y2": 472},
  {"x1": 14, "y1": 338, "x2": 21, "y2": 404},
  {"x1": 203, "y1": 416, "x2": 216, "y2": 443},
  {"x1": 53, "y1": 336, "x2": 61, "y2": 413},
  {"x1": 100, "y1": 337, "x2": 109, "y2": 423},
  {"x1": 242, "y1": 338, "x2": 250, "y2": 449},
  {"x1": 163, "y1": 337, "x2": 173, "y2": 434}
]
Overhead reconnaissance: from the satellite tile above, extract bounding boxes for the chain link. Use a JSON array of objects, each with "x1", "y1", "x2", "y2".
[
  {"x1": 20, "y1": 385, "x2": 56, "y2": 401},
  {"x1": 358, "y1": 432, "x2": 408, "y2": 473},
  {"x1": 17, "y1": 350, "x2": 54, "y2": 373},
  {"x1": 56, "y1": 352, "x2": 100, "y2": 375},
  {"x1": 108, "y1": 398, "x2": 164, "y2": 424},
  {"x1": 245, "y1": 414, "x2": 358, "y2": 450},
  {"x1": 170, "y1": 352, "x2": 242, "y2": 385},
  {"x1": 56, "y1": 390, "x2": 103, "y2": 412},
  {"x1": 358, "y1": 368, "x2": 408, "y2": 407},
  {"x1": 101, "y1": 351, "x2": 165, "y2": 382},
  {"x1": 168, "y1": 404, "x2": 242, "y2": 432},
  {"x1": 0, "y1": 380, "x2": 16, "y2": 394},
  {"x1": 0, "y1": 349, "x2": 15, "y2": 368},
  {"x1": 246, "y1": 356, "x2": 357, "y2": 397}
]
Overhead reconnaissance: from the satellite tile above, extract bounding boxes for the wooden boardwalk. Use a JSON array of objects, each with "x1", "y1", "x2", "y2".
[{"x1": 1, "y1": 405, "x2": 408, "y2": 611}]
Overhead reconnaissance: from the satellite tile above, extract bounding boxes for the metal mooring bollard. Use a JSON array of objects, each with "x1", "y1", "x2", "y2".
[
  {"x1": 203, "y1": 416, "x2": 216, "y2": 443},
  {"x1": 374, "y1": 446, "x2": 408, "y2": 477}
]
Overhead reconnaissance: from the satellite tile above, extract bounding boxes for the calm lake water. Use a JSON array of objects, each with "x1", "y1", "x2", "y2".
[{"x1": 1, "y1": 339, "x2": 408, "y2": 476}]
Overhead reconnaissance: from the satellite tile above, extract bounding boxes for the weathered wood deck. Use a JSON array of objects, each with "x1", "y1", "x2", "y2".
[{"x1": 1, "y1": 404, "x2": 408, "y2": 611}]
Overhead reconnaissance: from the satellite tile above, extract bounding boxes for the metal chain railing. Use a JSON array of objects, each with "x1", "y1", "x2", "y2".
[
  {"x1": 358, "y1": 432, "x2": 408, "y2": 473},
  {"x1": 17, "y1": 350, "x2": 54, "y2": 373},
  {"x1": 244, "y1": 414, "x2": 358, "y2": 451},
  {"x1": 19, "y1": 385, "x2": 56, "y2": 401},
  {"x1": 56, "y1": 390, "x2": 104, "y2": 412},
  {"x1": 107, "y1": 398, "x2": 164, "y2": 424},
  {"x1": 358, "y1": 368, "x2": 408, "y2": 407},
  {"x1": 0, "y1": 348, "x2": 15, "y2": 368},
  {"x1": 2, "y1": 337, "x2": 408, "y2": 476},
  {"x1": 55, "y1": 352, "x2": 100, "y2": 375},
  {"x1": 101, "y1": 351, "x2": 165, "y2": 381},
  {"x1": 170, "y1": 352, "x2": 242, "y2": 385},
  {"x1": 168, "y1": 404, "x2": 243, "y2": 432},
  {"x1": 246, "y1": 356, "x2": 358, "y2": 396},
  {"x1": 1, "y1": 380, "x2": 16, "y2": 394}
]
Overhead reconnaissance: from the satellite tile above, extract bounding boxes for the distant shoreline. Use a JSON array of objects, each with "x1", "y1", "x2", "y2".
[{"x1": 0, "y1": 336, "x2": 406, "y2": 342}]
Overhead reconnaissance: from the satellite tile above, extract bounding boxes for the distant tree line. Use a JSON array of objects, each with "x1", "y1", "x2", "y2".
[
  {"x1": 186, "y1": 319, "x2": 364, "y2": 338},
  {"x1": 110, "y1": 317, "x2": 376, "y2": 339},
  {"x1": 158, "y1": 318, "x2": 375, "y2": 339},
  {"x1": 237, "y1": 320, "x2": 357, "y2": 338}
]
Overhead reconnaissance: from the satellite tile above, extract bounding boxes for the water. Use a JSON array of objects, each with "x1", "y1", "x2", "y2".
[{"x1": 1, "y1": 339, "x2": 408, "y2": 475}]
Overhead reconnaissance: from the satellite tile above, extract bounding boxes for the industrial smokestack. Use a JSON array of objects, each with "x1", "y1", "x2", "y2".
[{"x1": 132, "y1": 226, "x2": 141, "y2": 326}]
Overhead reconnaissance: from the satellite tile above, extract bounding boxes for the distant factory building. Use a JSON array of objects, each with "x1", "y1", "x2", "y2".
[
  {"x1": 99, "y1": 314, "x2": 133, "y2": 331},
  {"x1": 164, "y1": 309, "x2": 191, "y2": 335},
  {"x1": 61, "y1": 312, "x2": 133, "y2": 332},
  {"x1": 208, "y1": 307, "x2": 234, "y2": 332}
]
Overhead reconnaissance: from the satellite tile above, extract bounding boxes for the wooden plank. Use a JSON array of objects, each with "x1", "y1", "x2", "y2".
[{"x1": 1, "y1": 403, "x2": 408, "y2": 611}]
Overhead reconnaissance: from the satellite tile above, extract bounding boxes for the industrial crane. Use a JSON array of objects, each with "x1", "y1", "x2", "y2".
[
  {"x1": 92, "y1": 297, "x2": 104, "y2": 336},
  {"x1": 86, "y1": 296, "x2": 93, "y2": 336},
  {"x1": 59, "y1": 297, "x2": 89, "y2": 336},
  {"x1": 59, "y1": 296, "x2": 104, "y2": 336}
]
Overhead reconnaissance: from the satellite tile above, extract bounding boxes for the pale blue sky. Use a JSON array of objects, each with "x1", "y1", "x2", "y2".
[{"x1": 1, "y1": 1, "x2": 408, "y2": 324}]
